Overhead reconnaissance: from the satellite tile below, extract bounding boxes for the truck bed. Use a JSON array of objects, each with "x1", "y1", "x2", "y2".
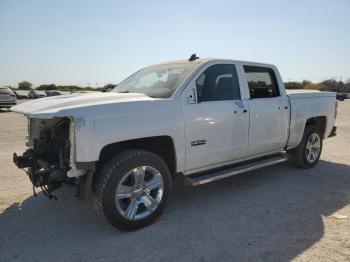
[
  {"x1": 286, "y1": 89, "x2": 335, "y2": 99},
  {"x1": 287, "y1": 89, "x2": 336, "y2": 149}
]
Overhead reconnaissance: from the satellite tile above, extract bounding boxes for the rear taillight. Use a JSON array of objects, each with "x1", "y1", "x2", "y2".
[
  {"x1": 9, "y1": 93, "x2": 16, "y2": 97},
  {"x1": 335, "y1": 101, "x2": 338, "y2": 119}
]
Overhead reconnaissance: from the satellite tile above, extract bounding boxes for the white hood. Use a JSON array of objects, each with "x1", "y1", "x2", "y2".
[{"x1": 11, "y1": 92, "x2": 153, "y2": 119}]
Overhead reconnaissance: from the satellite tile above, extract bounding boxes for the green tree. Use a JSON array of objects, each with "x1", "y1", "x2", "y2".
[
  {"x1": 36, "y1": 84, "x2": 57, "y2": 91},
  {"x1": 18, "y1": 81, "x2": 32, "y2": 90},
  {"x1": 321, "y1": 79, "x2": 344, "y2": 93},
  {"x1": 55, "y1": 85, "x2": 78, "y2": 92},
  {"x1": 304, "y1": 83, "x2": 328, "y2": 91},
  {"x1": 342, "y1": 83, "x2": 350, "y2": 93},
  {"x1": 284, "y1": 82, "x2": 304, "y2": 89},
  {"x1": 301, "y1": 80, "x2": 312, "y2": 87},
  {"x1": 284, "y1": 80, "x2": 312, "y2": 90}
]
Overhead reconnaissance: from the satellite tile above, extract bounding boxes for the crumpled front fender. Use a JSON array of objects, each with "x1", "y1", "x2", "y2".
[{"x1": 71, "y1": 116, "x2": 101, "y2": 163}]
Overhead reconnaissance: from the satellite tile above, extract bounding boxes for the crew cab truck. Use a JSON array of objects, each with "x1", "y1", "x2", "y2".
[{"x1": 11, "y1": 56, "x2": 337, "y2": 231}]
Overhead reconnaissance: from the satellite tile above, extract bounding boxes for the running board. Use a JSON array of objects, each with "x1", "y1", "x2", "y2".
[{"x1": 184, "y1": 154, "x2": 288, "y2": 186}]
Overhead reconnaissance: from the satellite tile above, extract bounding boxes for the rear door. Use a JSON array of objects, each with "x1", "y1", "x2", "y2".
[{"x1": 243, "y1": 65, "x2": 290, "y2": 156}]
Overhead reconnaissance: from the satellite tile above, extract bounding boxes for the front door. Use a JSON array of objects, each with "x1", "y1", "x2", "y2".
[{"x1": 182, "y1": 63, "x2": 249, "y2": 173}]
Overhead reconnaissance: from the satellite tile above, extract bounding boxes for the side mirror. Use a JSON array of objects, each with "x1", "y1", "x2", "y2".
[{"x1": 185, "y1": 87, "x2": 197, "y2": 104}]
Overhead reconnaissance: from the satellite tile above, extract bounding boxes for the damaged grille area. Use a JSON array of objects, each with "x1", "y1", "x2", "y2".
[{"x1": 13, "y1": 118, "x2": 71, "y2": 199}]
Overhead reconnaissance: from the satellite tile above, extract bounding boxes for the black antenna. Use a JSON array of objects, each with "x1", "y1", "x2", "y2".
[{"x1": 189, "y1": 53, "x2": 199, "y2": 61}]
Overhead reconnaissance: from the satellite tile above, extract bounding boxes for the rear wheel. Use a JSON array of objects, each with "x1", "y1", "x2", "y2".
[
  {"x1": 290, "y1": 125, "x2": 323, "y2": 168},
  {"x1": 95, "y1": 150, "x2": 172, "y2": 231}
]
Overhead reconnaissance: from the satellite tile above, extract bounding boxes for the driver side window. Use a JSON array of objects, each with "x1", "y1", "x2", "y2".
[{"x1": 195, "y1": 64, "x2": 240, "y2": 102}]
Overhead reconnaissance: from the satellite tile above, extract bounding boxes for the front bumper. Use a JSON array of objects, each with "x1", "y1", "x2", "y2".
[{"x1": 328, "y1": 126, "x2": 337, "y2": 138}]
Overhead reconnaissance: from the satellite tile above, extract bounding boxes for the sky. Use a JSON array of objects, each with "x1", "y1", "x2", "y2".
[{"x1": 0, "y1": 0, "x2": 349, "y2": 87}]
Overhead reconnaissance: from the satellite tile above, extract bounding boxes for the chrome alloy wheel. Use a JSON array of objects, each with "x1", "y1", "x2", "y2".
[
  {"x1": 115, "y1": 166, "x2": 164, "y2": 221},
  {"x1": 305, "y1": 133, "x2": 321, "y2": 163}
]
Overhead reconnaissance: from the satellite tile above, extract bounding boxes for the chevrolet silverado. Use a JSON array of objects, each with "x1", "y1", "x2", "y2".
[{"x1": 11, "y1": 56, "x2": 337, "y2": 230}]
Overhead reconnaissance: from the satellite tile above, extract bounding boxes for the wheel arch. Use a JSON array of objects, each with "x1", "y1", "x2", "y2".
[
  {"x1": 97, "y1": 136, "x2": 177, "y2": 178},
  {"x1": 305, "y1": 116, "x2": 327, "y2": 138}
]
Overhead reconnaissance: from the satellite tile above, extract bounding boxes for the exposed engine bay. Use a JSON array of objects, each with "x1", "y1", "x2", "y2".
[{"x1": 13, "y1": 118, "x2": 72, "y2": 199}]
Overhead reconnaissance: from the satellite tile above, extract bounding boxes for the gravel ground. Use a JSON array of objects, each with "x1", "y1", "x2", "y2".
[{"x1": 0, "y1": 101, "x2": 349, "y2": 262}]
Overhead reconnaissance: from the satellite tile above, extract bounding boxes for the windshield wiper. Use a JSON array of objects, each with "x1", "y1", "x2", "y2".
[{"x1": 117, "y1": 90, "x2": 130, "y2": 93}]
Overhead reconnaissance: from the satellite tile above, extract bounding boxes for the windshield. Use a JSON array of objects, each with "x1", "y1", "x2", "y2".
[{"x1": 111, "y1": 63, "x2": 195, "y2": 98}]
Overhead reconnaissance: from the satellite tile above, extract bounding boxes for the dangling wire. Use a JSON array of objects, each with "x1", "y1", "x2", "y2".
[
  {"x1": 32, "y1": 185, "x2": 37, "y2": 197},
  {"x1": 40, "y1": 185, "x2": 58, "y2": 201},
  {"x1": 21, "y1": 167, "x2": 58, "y2": 201}
]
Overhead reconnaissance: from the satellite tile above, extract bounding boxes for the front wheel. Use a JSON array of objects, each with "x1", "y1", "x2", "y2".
[
  {"x1": 290, "y1": 125, "x2": 323, "y2": 168},
  {"x1": 95, "y1": 150, "x2": 172, "y2": 231}
]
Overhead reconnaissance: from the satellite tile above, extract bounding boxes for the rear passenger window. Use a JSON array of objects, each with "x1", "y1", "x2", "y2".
[
  {"x1": 244, "y1": 66, "x2": 280, "y2": 99},
  {"x1": 195, "y1": 64, "x2": 240, "y2": 102}
]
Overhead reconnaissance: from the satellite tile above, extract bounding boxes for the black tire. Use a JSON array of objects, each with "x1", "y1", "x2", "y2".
[
  {"x1": 290, "y1": 125, "x2": 323, "y2": 168},
  {"x1": 95, "y1": 150, "x2": 172, "y2": 231}
]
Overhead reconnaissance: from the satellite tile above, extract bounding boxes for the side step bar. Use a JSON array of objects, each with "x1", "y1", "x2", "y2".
[{"x1": 184, "y1": 154, "x2": 288, "y2": 186}]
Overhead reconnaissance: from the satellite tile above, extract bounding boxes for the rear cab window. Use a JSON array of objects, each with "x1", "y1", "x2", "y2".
[{"x1": 243, "y1": 66, "x2": 280, "y2": 99}]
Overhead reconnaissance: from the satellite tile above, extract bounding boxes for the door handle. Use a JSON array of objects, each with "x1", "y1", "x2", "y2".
[{"x1": 234, "y1": 109, "x2": 247, "y2": 114}]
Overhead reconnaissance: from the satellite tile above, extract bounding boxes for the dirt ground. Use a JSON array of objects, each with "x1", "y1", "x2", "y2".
[{"x1": 0, "y1": 101, "x2": 349, "y2": 262}]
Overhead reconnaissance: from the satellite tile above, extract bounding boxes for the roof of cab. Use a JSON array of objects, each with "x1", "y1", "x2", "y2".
[
  {"x1": 152, "y1": 58, "x2": 276, "y2": 68},
  {"x1": 152, "y1": 58, "x2": 210, "y2": 66}
]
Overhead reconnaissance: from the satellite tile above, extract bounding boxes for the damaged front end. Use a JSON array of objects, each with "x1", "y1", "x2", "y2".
[{"x1": 13, "y1": 118, "x2": 73, "y2": 200}]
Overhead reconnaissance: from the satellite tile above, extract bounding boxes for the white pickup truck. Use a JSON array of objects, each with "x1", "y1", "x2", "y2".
[{"x1": 12, "y1": 56, "x2": 337, "y2": 230}]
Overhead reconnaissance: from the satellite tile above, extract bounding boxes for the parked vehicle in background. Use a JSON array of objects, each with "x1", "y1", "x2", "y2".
[
  {"x1": 45, "y1": 90, "x2": 62, "y2": 97},
  {"x1": 28, "y1": 90, "x2": 45, "y2": 99},
  {"x1": 336, "y1": 93, "x2": 348, "y2": 101},
  {"x1": 11, "y1": 56, "x2": 337, "y2": 231},
  {"x1": 0, "y1": 87, "x2": 17, "y2": 109},
  {"x1": 13, "y1": 91, "x2": 29, "y2": 99},
  {"x1": 28, "y1": 90, "x2": 37, "y2": 99}
]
